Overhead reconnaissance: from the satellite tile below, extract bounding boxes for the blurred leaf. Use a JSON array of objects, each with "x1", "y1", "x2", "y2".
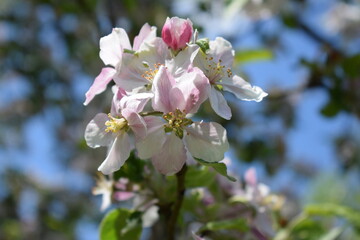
[
  {"x1": 342, "y1": 54, "x2": 360, "y2": 78},
  {"x1": 194, "y1": 158, "x2": 236, "y2": 182},
  {"x1": 234, "y1": 49, "x2": 273, "y2": 64},
  {"x1": 305, "y1": 204, "x2": 360, "y2": 228},
  {"x1": 185, "y1": 165, "x2": 216, "y2": 188},
  {"x1": 99, "y1": 208, "x2": 142, "y2": 240},
  {"x1": 199, "y1": 217, "x2": 248, "y2": 232},
  {"x1": 320, "y1": 100, "x2": 342, "y2": 117},
  {"x1": 113, "y1": 152, "x2": 145, "y2": 182}
]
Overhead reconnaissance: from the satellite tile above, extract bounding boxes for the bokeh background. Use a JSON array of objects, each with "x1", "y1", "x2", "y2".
[{"x1": 1, "y1": 0, "x2": 360, "y2": 239}]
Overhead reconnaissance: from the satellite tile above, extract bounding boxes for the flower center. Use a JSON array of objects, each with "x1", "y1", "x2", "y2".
[
  {"x1": 205, "y1": 57, "x2": 232, "y2": 84},
  {"x1": 141, "y1": 63, "x2": 163, "y2": 90},
  {"x1": 105, "y1": 114, "x2": 128, "y2": 133},
  {"x1": 163, "y1": 109, "x2": 193, "y2": 139}
]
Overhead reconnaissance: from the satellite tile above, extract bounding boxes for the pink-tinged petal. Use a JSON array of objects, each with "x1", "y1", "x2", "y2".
[
  {"x1": 99, "y1": 28, "x2": 131, "y2": 66},
  {"x1": 85, "y1": 113, "x2": 112, "y2": 148},
  {"x1": 111, "y1": 87, "x2": 127, "y2": 116},
  {"x1": 113, "y1": 191, "x2": 135, "y2": 201},
  {"x1": 170, "y1": 69, "x2": 208, "y2": 114},
  {"x1": 185, "y1": 122, "x2": 229, "y2": 162},
  {"x1": 84, "y1": 67, "x2": 116, "y2": 106},
  {"x1": 152, "y1": 66, "x2": 176, "y2": 112},
  {"x1": 209, "y1": 37, "x2": 235, "y2": 67},
  {"x1": 136, "y1": 116, "x2": 166, "y2": 159},
  {"x1": 121, "y1": 108, "x2": 147, "y2": 140},
  {"x1": 208, "y1": 87, "x2": 232, "y2": 120},
  {"x1": 152, "y1": 132, "x2": 187, "y2": 175},
  {"x1": 245, "y1": 168, "x2": 257, "y2": 186},
  {"x1": 162, "y1": 17, "x2": 193, "y2": 51},
  {"x1": 119, "y1": 92, "x2": 153, "y2": 113},
  {"x1": 222, "y1": 75, "x2": 268, "y2": 102},
  {"x1": 133, "y1": 23, "x2": 157, "y2": 51},
  {"x1": 98, "y1": 132, "x2": 132, "y2": 175}
]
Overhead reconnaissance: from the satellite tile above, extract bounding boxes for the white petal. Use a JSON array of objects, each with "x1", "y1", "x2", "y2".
[
  {"x1": 209, "y1": 37, "x2": 235, "y2": 67},
  {"x1": 121, "y1": 109, "x2": 147, "y2": 139},
  {"x1": 98, "y1": 132, "x2": 131, "y2": 175},
  {"x1": 208, "y1": 87, "x2": 232, "y2": 120},
  {"x1": 84, "y1": 67, "x2": 116, "y2": 106},
  {"x1": 152, "y1": 132, "x2": 187, "y2": 175},
  {"x1": 142, "y1": 205, "x2": 159, "y2": 228},
  {"x1": 100, "y1": 191, "x2": 112, "y2": 211},
  {"x1": 133, "y1": 23, "x2": 157, "y2": 51},
  {"x1": 185, "y1": 122, "x2": 229, "y2": 162},
  {"x1": 136, "y1": 116, "x2": 166, "y2": 159},
  {"x1": 166, "y1": 44, "x2": 200, "y2": 78},
  {"x1": 222, "y1": 75, "x2": 268, "y2": 102},
  {"x1": 100, "y1": 28, "x2": 131, "y2": 66},
  {"x1": 84, "y1": 113, "x2": 112, "y2": 148},
  {"x1": 119, "y1": 92, "x2": 153, "y2": 113}
]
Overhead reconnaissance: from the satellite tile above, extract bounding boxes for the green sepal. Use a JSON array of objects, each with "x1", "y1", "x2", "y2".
[{"x1": 196, "y1": 38, "x2": 210, "y2": 53}]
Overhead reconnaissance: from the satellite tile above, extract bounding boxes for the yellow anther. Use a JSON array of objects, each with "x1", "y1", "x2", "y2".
[{"x1": 105, "y1": 114, "x2": 127, "y2": 133}]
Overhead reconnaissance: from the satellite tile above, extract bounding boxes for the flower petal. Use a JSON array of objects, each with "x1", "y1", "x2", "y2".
[
  {"x1": 133, "y1": 23, "x2": 157, "y2": 51},
  {"x1": 84, "y1": 67, "x2": 116, "y2": 105},
  {"x1": 166, "y1": 44, "x2": 200, "y2": 78},
  {"x1": 208, "y1": 87, "x2": 232, "y2": 120},
  {"x1": 99, "y1": 28, "x2": 131, "y2": 66},
  {"x1": 152, "y1": 66, "x2": 176, "y2": 112},
  {"x1": 152, "y1": 132, "x2": 187, "y2": 175},
  {"x1": 119, "y1": 92, "x2": 153, "y2": 113},
  {"x1": 171, "y1": 68, "x2": 209, "y2": 114},
  {"x1": 98, "y1": 132, "x2": 132, "y2": 175},
  {"x1": 136, "y1": 116, "x2": 166, "y2": 159},
  {"x1": 84, "y1": 113, "x2": 112, "y2": 148},
  {"x1": 121, "y1": 108, "x2": 147, "y2": 140},
  {"x1": 209, "y1": 37, "x2": 235, "y2": 67},
  {"x1": 222, "y1": 75, "x2": 268, "y2": 102},
  {"x1": 185, "y1": 122, "x2": 229, "y2": 162}
]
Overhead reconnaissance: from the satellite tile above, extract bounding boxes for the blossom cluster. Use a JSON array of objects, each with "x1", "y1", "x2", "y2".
[{"x1": 84, "y1": 17, "x2": 267, "y2": 176}]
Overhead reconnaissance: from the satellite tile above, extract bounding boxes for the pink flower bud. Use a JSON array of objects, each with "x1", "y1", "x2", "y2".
[{"x1": 161, "y1": 17, "x2": 193, "y2": 51}]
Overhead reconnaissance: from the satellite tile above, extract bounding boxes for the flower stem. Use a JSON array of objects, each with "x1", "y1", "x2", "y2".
[{"x1": 167, "y1": 164, "x2": 188, "y2": 240}]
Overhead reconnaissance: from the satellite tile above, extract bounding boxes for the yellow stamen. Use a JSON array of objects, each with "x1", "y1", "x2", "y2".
[{"x1": 105, "y1": 114, "x2": 127, "y2": 133}]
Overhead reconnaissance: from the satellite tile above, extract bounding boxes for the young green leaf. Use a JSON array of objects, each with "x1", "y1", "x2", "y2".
[
  {"x1": 99, "y1": 208, "x2": 142, "y2": 240},
  {"x1": 194, "y1": 158, "x2": 236, "y2": 182}
]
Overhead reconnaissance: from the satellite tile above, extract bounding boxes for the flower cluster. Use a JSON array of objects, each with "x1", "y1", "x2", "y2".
[{"x1": 84, "y1": 17, "x2": 267, "y2": 176}]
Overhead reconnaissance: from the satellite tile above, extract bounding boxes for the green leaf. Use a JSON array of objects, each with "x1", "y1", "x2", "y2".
[
  {"x1": 199, "y1": 217, "x2": 248, "y2": 232},
  {"x1": 99, "y1": 209, "x2": 142, "y2": 240},
  {"x1": 196, "y1": 38, "x2": 210, "y2": 53},
  {"x1": 194, "y1": 158, "x2": 236, "y2": 182},
  {"x1": 113, "y1": 152, "x2": 145, "y2": 182},
  {"x1": 185, "y1": 165, "x2": 216, "y2": 188},
  {"x1": 305, "y1": 204, "x2": 360, "y2": 228},
  {"x1": 234, "y1": 49, "x2": 273, "y2": 64}
]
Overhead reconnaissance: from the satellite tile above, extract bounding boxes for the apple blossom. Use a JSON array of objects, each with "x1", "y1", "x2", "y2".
[
  {"x1": 194, "y1": 37, "x2": 268, "y2": 119},
  {"x1": 162, "y1": 17, "x2": 193, "y2": 51},
  {"x1": 136, "y1": 66, "x2": 229, "y2": 175},
  {"x1": 84, "y1": 23, "x2": 156, "y2": 105},
  {"x1": 84, "y1": 88, "x2": 152, "y2": 174}
]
